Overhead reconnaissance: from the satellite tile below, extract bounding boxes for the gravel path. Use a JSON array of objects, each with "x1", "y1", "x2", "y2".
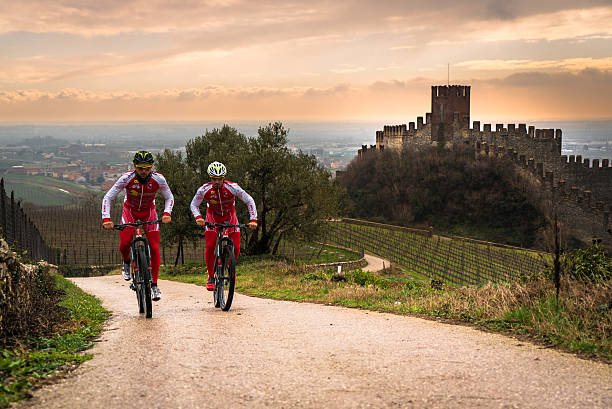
[
  {"x1": 15, "y1": 275, "x2": 612, "y2": 409},
  {"x1": 362, "y1": 253, "x2": 391, "y2": 272}
]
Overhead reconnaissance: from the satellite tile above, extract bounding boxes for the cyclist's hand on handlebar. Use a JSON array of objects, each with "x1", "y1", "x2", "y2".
[
  {"x1": 161, "y1": 214, "x2": 171, "y2": 224},
  {"x1": 248, "y1": 221, "x2": 258, "y2": 230},
  {"x1": 196, "y1": 218, "x2": 206, "y2": 227},
  {"x1": 103, "y1": 221, "x2": 114, "y2": 230}
]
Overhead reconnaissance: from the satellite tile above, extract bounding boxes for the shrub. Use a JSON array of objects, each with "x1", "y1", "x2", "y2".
[
  {"x1": 349, "y1": 269, "x2": 388, "y2": 288},
  {"x1": 302, "y1": 272, "x2": 327, "y2": 282},
  {"x1": 560, "y1": 244, "x2": 611, "y2": 281},
  {"x1": 58, "y1": 265, "x2": 115, "y2": 277}
]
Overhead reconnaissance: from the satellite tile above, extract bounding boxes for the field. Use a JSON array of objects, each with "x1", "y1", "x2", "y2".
[{"x1": 1, "y1": 174, "x2": 94, "y2": 206}]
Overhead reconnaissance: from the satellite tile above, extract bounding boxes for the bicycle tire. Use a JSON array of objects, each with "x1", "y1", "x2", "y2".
[
  {"x1": 218, "y1": 239, "x2": 236, "y2": 311},
  {"x1": 138, "y1": 245, "x2": 153, "y2": 318},
  {"x1": 213, "y1": 247, "x2": 222, "y2": 308},
  {"x1": 133, "y1": 256, "x2": 144, "y2": 314}
]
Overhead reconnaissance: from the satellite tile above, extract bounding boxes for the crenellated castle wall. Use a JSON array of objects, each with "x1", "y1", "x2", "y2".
[
  {"x1": 375, "y1": 113, "x2": 433, "y2": 151},
  {"x1": 477, "y1": 141, "x2": 611, "y2": 249},
  {"x1": 464, "y1": 121, "x2": 612, "y2": 205},
  {"x1": 363, "y1": 111, "x2": 612, "y2": 248}
]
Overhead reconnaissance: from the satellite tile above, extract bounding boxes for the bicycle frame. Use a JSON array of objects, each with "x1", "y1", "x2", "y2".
[
  {"x1": 204, "y1": 221, "x2": 247, "y2": 311},
  {"x1": 113, "y1": 219, "x2": 160, "y2": 318},
  {"x1": 130, "y1": 227, "x2": 152, "y2": 291}
]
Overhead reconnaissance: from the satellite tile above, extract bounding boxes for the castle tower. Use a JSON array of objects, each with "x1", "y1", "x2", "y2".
[{"x1": 431, "y1": 85, "x2": 470, "y2": 143}]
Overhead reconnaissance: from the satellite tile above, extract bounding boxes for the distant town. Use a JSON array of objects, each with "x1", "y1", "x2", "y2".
[{"x1": 0, "y1": 135, "x2": 359, "y2": 193}]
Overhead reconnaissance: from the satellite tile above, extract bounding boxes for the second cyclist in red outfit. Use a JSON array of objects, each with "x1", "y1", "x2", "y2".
[{"x1": 190, "y1": 161, "x2": 257, "y2": 290}]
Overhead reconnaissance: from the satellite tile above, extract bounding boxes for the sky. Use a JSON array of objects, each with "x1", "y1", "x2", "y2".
[{"x1": 1, "y1": 0, "x2": 612, "y2": 122}]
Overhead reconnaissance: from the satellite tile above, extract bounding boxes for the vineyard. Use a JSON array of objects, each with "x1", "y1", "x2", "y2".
[
  {"x1": 14, "y1": 188, "x2": 551, "y2": 285},
  {"x1": 326, "y1": 218, "x2": 550, "y2": 285},
  {"x1": 22, "y1": 199, "x2": 360, "y2": 268},
  {"x1": 0, "y1": 179, "x2": 57, "y2": 263}
]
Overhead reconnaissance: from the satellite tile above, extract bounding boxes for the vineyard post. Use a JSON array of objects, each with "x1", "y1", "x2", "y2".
[
  {"x1": 0, "y1": 179, "x2": 5, "y2": 238},
  {"x1": 25, "y1": 214, "x2": 31, "y2": 257},
  {"x1": 10, "y1": 191, "x2": 16, "y2": 246}
]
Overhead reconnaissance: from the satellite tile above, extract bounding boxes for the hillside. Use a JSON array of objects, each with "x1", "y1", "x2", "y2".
[
  {"x1": 339, "y1": 146, "x2": 546, "y2": 249},
  {"x1": 2, "y1": 174, "x2": 96, "y2": 206}
]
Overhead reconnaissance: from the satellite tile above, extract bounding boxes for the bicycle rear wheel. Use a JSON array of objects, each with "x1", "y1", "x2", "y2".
[
  {"x1": 217, "y1": 240, "x2": 236, "y2": 311},
  {"x1": 137, "y1": 245, "x2": 153, "y2": 318}
]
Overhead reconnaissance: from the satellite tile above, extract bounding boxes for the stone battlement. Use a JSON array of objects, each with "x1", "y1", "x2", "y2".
[{"x1": 366, "y1": 85, "x2": 612, "y2": 248}]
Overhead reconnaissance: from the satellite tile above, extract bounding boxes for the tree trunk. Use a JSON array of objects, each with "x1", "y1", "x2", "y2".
[{"x1": 174, "y1": 237, "x2": 183, "y2": 267}]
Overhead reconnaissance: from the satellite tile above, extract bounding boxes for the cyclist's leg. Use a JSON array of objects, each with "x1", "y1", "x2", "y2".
[
  {"x1": 204, "y1": 229, "x2": 217, "y2": 277},
  {"x1": 119, "y1": 206, "x2": 136, "y2": 261},
  {"x1": 204, "y1": 211, "x2": 226, "y2": 278},
  {"x1": 146, "y1": 230, "x2": 160, "y2": 283},
  {"x1": 228, "y1": 212, "x2": 241, "y2": 261},
  {"x1": 230, "y1": 231, "x2": 240, "y2": 261},
  {"x1": 142, "y1": 208, "x2": 161, "y2": 284}
]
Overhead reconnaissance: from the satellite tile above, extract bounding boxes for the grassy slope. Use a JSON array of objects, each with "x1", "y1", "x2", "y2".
[{"x1": 2, "y1": 174, "x2": 94, "y2": 206}]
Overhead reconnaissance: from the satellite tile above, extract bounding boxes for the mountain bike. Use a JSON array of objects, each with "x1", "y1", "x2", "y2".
[
  {"x1": 113, "y1": 219, "x2": 161, "y2": 318},
  {"x1": 205, "y1": 221, "x2": 247, "y2": 311}
]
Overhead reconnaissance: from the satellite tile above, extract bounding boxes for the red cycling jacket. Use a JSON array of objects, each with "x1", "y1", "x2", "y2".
[
  {"x1": 101, "y1": 170, "x2": 174, "y2": 221},
  {"x1": 190, "y1": 180, "x2": 257, "y2": 222}
]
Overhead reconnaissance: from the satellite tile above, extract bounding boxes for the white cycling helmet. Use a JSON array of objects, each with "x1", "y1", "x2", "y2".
[{"x1": 207, "y1": 161, "x2": 227, "y2": 177}]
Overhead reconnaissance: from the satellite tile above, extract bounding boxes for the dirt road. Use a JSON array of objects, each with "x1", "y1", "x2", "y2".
[{"x1": 17, "y1": 276, "x2": 611, "y2": 409}]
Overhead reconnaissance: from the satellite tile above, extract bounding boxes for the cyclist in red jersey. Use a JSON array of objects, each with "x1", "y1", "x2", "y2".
[
  {"x1": 102, "y1": 151, "x2": 174, "y2": 301},
  {"x1": 190, "y1": 161, "x2": 257, "y2": 291}
]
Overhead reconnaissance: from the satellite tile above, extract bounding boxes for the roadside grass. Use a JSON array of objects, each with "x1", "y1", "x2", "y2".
[
  {"x1": 0, "y1": 276, "x2": 109, "y2": 408},
  {"x1": 161, "y1": 256, "x2": 611, "y2": 361}
]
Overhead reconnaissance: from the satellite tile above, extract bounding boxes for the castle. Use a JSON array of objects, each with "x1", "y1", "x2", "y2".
[{"x1": 360, "y1": 85, "x2": 612, "y2": 249}]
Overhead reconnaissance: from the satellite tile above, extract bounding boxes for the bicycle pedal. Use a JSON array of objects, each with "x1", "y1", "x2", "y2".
[{"x1": 129, "y1": 283, "x2": 136, "y2": 291}]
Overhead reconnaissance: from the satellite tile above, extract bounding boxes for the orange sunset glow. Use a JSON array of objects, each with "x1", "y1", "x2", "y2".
[{"x1": 1, "y1": 1, "x2": 612, "y2": 121}]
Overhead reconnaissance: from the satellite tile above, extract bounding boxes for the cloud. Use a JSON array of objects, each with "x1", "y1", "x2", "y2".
[
  {"x1": 0, "y1": 84, "x2": 356, "y2": 105},
  {"x1": 302, "y1": 84, "x2": 351, "y2": 97},
  {"x1": 486, "y1": 67, "x2": 612, "y2": 88},
  {"x1": 456, "y1": 57, "x2": 612, "y2": 72},
  {"x1": 469, "y1": 68, "x2": 612, "y2": 119},
  {"x1": 330, "y1": 66, "x2": 366, "y2": 74},
  {"x1": 2, "y1": 69, "x2": 611, "y2": 121},
  {"x1": 3, "y1": 1, "x2": 610, "y2": 39}
]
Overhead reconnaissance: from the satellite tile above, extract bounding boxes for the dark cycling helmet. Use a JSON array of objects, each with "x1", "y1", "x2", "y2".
[{"x1": 133, "y1": 150, "x2": 154, "y2": 167}]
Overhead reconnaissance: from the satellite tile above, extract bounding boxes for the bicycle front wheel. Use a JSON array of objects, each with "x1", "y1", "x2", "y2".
[
  {"x1": 137, "y1": 245, "x2": 153, "y2": 318},
  {"x1": 217, "y1": 240, "x2": 236, "y2": 311},
  {"x1": 132, "y1": 258, "x2": 144, "y2": 314}
]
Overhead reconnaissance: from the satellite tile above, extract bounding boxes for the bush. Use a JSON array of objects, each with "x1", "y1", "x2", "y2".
[
  {"x1": 349, "y1": 269, "x2": 388, "y2": 288},
  {"x1": 302, "y1": 272, "x2": 327, "y2": 282},
  {"x1": 560, "y1": 244, "x2": 611, "y2": 281},
  {"x1": 58, "y1": 265, "x2": 115, "y2": 277}
]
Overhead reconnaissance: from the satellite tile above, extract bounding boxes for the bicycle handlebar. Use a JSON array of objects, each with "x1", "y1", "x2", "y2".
[
  {"x1": 113, "y1": 219, "x2": 162, "y2": 231},
  {"x1": 204, "y1": 221, "x2": 249, "y2": 229}
]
